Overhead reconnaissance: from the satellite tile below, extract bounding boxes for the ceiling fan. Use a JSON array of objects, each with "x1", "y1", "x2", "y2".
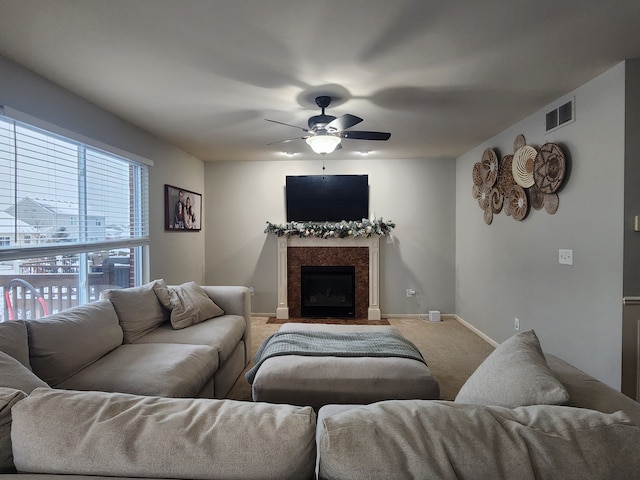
[{"x1": 265, "y1": 96, "x2": 391, "y2": 154}]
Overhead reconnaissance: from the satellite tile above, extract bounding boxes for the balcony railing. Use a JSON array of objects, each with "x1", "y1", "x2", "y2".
[{"x1": 0, "y1": 267, "x2": 131, "y2": 321}]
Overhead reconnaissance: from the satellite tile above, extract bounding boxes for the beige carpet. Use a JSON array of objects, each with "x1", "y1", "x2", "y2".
[{"x1": 225, "y1": 316, "x2": 495, "y2": 402}]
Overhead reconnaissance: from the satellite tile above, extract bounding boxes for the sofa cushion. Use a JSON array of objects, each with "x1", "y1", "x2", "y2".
[
  {"x1": 0, "y1": 352, "x2": 48, "y2": 394},
  {"x1": 154, "y1": 280, "x2": 224, "y2": 330},
  {"x1": 25, "y1": 300, "x2": 123, "y2": 386},
  {"x1": 317, "y1": 400, "x2": 640, "y2": 480},
  {"x1": 134, "y1": 314, "x2": 245, "y2": 363},
  {"x1": 56, "y1": 343, "x2": 218, "y2": 398},
  {"x1": 0, "y1": 321, "x2": 31, "y2": 369},
  {"x1": 455, "y1": 329, "x2": 569, "y2": 407},
  {"x1": 12, "y1": 388, "x2": 316, "y2": 480},
  {"x1": 0, "y1": 387, "x2": 27, "y2": 474},
  {"x1": 101, "y1": 280, "x2": 168, "y2": 343}
]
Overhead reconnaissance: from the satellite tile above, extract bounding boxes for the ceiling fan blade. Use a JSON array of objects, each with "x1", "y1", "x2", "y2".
[
  {"x1": 326, "y1": 114, "x2": 363, "y2": 132},
  {"x1": 264, "y1": 118, "x2": 309, "y2": 132},
  {"x1": 267, "y1": 136, "x2": 306, "y2": 146},
  {"x1": 341, "y1": 131, "x2": 391, "y2": 141}
]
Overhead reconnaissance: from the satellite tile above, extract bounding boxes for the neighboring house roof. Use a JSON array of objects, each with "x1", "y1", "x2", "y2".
[
  {"x1": 4, "y1": 197, "x2": 104, "y2": 225},
  {"x1": 0, "y1": 211, "x2": 33, "y2": 234}
]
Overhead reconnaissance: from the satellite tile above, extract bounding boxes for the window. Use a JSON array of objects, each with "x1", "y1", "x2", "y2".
[{"x1": 0, "y1": 112, "x2": 150, "y2": 320}]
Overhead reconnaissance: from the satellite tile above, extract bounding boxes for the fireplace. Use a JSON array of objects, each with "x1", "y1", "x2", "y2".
[
  {"x1": 301, "y1": 265, "x2": 356, "y2": 318},
  {"x1": 275, "y1": 236, "x2": 381, "y2": 320}
]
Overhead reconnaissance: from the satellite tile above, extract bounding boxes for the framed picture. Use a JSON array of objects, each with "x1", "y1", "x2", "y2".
[{"x1": 165, "y1": 184, "x2": 202, "y2": 231}]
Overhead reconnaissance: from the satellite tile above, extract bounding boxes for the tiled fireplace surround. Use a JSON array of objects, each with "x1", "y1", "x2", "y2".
[{"x1": 275, "y1": 236, "x2": 381, "y2": 320}]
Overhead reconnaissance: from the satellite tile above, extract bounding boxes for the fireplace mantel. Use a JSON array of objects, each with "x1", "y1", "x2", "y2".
[{"x1": 276, "y1": 236, "x2": 381, "y2": 320}]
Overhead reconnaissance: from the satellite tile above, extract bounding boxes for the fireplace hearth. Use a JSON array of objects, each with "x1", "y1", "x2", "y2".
[{"x1": 301, "y1": 265, "x2": 355, "y2": 318}]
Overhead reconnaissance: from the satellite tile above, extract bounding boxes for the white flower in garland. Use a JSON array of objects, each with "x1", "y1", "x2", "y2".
[{"x1": 264, "y1": 218, "x2": 396, "y2": 238}]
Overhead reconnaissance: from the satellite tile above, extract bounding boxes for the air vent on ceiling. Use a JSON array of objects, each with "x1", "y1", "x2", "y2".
[{"x1": 545, "y1": 97, "x2": 575, "y2": 133}]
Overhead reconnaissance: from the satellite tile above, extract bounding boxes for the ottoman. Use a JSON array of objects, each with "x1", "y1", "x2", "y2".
[{"x1": 250, "y1": 323, "x2": 440, "y2": 409}]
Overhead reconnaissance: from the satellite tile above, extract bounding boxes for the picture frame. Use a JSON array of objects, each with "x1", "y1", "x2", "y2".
[{"x1": 165, "y1": 184, "x2": 202, "y2": 231}]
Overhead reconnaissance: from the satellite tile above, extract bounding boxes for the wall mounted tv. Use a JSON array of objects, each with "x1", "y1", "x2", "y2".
[{"x1": 286, "y1": 175, "x2": 369, "y2": 222}]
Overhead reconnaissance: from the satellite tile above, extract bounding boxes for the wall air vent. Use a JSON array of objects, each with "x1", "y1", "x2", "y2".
[{"x1": 545, "y1": 97, "x2": 575, "y2": 134}]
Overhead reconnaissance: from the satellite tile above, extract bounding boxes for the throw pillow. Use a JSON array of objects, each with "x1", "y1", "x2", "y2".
[
  {"x1": 166, "y1": 282, "x2": 224, "y2": 330},
  {"x1": 455, "y1": 329, "x2": 569, "y2": 407},
  {"x1": 101, "y1": 280, "x2": 168, "y2": 343},
  {"x1": 0, "y1": 352, "x2": 49, "y2": 395},
  {"x1": 152, "y1": 278, "x2": 173, "y2": 310}
]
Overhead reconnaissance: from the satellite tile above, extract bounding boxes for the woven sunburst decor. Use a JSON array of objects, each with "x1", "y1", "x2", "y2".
[
  {"x1": 534, "y1": 142, "x2": 566, "y2": 193},
  {"x1": 471, "y1": 135, "x2": 568, "y2": 225}
]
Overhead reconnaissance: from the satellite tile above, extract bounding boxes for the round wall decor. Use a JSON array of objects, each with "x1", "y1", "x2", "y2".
[
  {"x1": 472, "y1": 162, "x2": 484, "y2": 186},
  {"x1": 509, "y1": 185, "x2": 529, "y2": 221},
  {"x1": 512, "y1": 145, "x2": 537, "y2": 188},
  {"x1": 530, "y1": 185, "x2": 544, "y2": 210},
  {"x1": 533, "y1": 142, "x2": 566, "y2": 193},
  {"x1": 490, "y1": 188, "x2": 503, "y2": 213},
  {"x1": 477, "y1": 185, "x2": 490, "y2": 210},
  {"x1": 484, "y1": 207, "x2": 493, "y2": 225},
  {"x1": 544, "y1": 193, "x2": 559, "y2": 214},
  {"x1": 497, "y1": 154, "x2": 516, "y2": 197},
  {"x1": 481, "y1": 148, "x2": 499, "y2": 187},
  {"x1": 513, "y1": 134, "x2": 526, "y2": 152}
]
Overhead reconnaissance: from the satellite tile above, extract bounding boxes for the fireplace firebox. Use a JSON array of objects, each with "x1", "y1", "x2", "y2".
[{"x1": 301, "y1": 265, "x2": 356, "y2": 318}]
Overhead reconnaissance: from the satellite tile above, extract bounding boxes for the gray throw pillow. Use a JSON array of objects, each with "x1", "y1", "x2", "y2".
[
  {"x1": 455, "y1": 329, "x2": 569, "y2": 407},
  {"x1": 101, "y1": 280, "x2": 168, "y2": 343},
  {"x1": 154, "y1": 281, "x2": 224, "y2": 330}
]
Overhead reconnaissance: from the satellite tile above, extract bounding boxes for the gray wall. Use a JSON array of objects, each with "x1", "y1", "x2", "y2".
[
  {"x1": 455, "y1": 62, "x2": 626, "y2": 389},
  {"x1": 204, "y1": 157, "x2": 456, "y2": 316},
  {"x1": 0, "y1": 55, "x2": 206, "y2": 285}
]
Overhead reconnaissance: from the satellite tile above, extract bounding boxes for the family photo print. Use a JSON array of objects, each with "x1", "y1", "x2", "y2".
[{"x1": 165, "y1": 184, "x2": 202, "y2": 231}]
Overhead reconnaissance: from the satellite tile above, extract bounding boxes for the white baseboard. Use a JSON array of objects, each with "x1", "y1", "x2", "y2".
[
  {"x1": 454, "y1": 314, "x2": 499, "y2": 347},
  {"x1": 251, "y1": 312, "x2": 275, "y2": 318}
]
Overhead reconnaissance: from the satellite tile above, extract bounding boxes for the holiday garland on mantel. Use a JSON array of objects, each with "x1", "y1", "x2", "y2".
[{"x1": 264, "y1": 218, "x2": 395, "y2": 238}]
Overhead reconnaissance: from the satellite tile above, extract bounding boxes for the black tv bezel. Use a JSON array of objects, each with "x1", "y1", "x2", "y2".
[{"x1": 285, "y1": 174, "x2": 369, "y2": 222}]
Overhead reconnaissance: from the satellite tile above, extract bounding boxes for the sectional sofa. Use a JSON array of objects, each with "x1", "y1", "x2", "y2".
[{"x1": 1, "y1": 298, "x2": 639, "y2": 479}]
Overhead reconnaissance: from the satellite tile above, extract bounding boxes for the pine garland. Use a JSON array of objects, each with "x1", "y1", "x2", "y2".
[{"x1": 264, "y1": 218, "x2": 395, "y2": 238}]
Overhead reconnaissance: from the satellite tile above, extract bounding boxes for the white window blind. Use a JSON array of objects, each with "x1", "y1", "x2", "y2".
[{"x1": 0, "y1": 114, "x2": 149, "y2": 261}]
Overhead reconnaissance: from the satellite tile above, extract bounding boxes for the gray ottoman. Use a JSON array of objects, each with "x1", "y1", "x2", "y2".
[{"x1": 251, "y1": 323, "x2": 440, "y2": 409}]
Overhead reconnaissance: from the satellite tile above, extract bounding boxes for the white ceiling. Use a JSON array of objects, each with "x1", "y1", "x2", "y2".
[{"x1": 0, "y1": 0, "x2": 639, "y2": 162}]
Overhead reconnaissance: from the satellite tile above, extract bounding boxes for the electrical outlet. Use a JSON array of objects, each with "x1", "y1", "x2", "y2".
[
  {"x1": 559, "y1": 249, "x2": 573, "y2": 265},
  {"x1": 514, "y1": 317, "x2": 520, "y2": 331},
  {"x1": 249, "y1": 286, "x2": 255, "y2": 296},
  {"x1": 405, "y1": 288, "x2": 416, "y2": 297}
]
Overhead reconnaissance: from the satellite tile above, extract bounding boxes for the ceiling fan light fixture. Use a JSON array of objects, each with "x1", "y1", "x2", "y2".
[{"x1": 306, "y1": 134, "x2": 341, "y2": 154}]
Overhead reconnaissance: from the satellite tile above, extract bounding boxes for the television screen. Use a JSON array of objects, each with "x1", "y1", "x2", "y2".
[{"x1": 286, "y1": 175, "x2": 369, "y2": 222}]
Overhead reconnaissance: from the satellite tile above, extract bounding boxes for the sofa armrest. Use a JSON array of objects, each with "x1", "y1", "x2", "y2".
[
  {"x1": 547, "y1": 354, "x2": 640, "y2": 426},
  {"x1": 200, "y1": 286, "x2": 251, "y2": 364}
]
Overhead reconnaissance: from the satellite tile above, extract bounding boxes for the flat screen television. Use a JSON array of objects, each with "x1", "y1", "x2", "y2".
[{"x1": 286, "y1": 175, "x2": 369, "y2": 222}]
